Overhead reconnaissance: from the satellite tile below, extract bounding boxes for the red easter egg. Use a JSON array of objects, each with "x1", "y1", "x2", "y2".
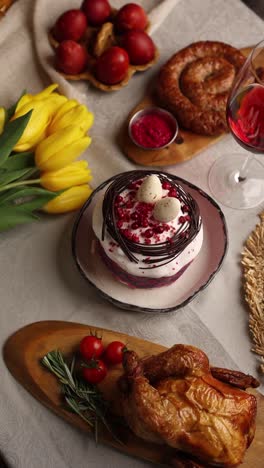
[
  {"x1": 54, "y1": 9, "x2": 87, "y2": 42},
  {"x1": 95, "y1": 46, "x2": 130, "y2": 85},
  {"x1": 81, "y1": 0, "x2": 111, "y2": 26},
  {"x1": 115, "y1": 3, "x2": 147, "y2": 33},
  {"x1": 55, "y1": 40, "x2": 88, "y2": 75},
  {"x1": 121, "y1": 30, "x2": 155, "y2": 65}
]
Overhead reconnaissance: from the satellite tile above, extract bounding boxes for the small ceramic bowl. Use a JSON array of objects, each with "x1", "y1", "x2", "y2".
[{"x1": 128, "y1": 107, "x2": 179, "y2": 150}]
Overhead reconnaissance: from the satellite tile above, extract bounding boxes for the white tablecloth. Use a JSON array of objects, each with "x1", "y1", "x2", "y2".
[{"x1": 0, "y1": 0, "x2": 263, "y2": 466}]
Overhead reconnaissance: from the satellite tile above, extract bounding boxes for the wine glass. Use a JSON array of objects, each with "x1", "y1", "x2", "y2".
[{"x1": 208, "y1": 40, "x2": 264, "y2": 209}]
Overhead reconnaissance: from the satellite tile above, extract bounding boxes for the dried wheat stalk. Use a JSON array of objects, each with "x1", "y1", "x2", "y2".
[{"x1": 242, "y1": 212, "x2": 264, "y2": 373}]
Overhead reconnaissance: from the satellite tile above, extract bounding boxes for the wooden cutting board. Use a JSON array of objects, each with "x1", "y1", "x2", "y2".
[
  {"x1": 119, "y1": 47, "x2": 252, "y2": 167},
  {"x1": 3, "y1": 320, "x2": 264, "y2": 467}
]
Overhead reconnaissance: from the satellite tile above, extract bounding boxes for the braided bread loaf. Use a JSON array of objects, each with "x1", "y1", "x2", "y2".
[{"x1": 157, "y1": 41, "x2": 245, "y2": 136}]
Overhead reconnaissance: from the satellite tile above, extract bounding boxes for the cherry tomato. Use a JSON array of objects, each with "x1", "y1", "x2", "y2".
[
  {"x1": 55, "y1": 40, "x2": 88, "y2": 75},
  {"x1": 80, "y1": 335, "x2": 104, "y2": 360},
  {"x1": 81, "y1": 0, "x2": 111, "y2": 26},
  {"x1": 121, "y1": 30, "x2": 155, "y2": 65},
  {"x1": 115, "y1": 3, "x2": 147, "y2": 33},
  {"x1": 82, "y1": 359, "x2": 107, "y2": 384},
  {"x1": 54, "y1": 9, "x2": 87, "y2": 42},
  {"x1": 104, "y1": 341, "x2": 126, "y2": 364},
  {"x1": 95, "y1": 46, "x2": 129, "y2": 85}
]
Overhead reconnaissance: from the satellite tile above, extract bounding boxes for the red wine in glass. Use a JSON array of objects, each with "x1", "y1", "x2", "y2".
[
  {"x1": 208, "y1": 40, "x2": 264, "y2": 209},
  {"x1": 227, "y1": 84, "x2": 264, "y2": 153}
]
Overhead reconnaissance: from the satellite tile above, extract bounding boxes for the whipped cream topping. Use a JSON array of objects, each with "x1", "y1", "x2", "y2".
[{"x1": 92, "y1": 177, "x2": 203, "y2": 278}]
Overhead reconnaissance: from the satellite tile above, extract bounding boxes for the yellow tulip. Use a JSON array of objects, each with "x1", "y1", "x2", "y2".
[
  {"x1": 40, "y1": 161, "x2": 92, "y2": 191},
  {"x1": 12, "y1": 100, "x2": 51, "y2": 152},
  {"x1": 43, "y1": 184, "x2": 92, "y2": 214},
  {"x1": 15, "y1": 84, "x2": 60, "y2": 111},
  {"x1": 12, "y1": 84, "x2": 67, "y2": 152},
  {"x1": 48, "y1": 99, "x2": 94, "y2": 135},
  {"x1": 48, "y1": 99, "x2": 79, "y2": 121},
  {"x1": 35, "y1": 125, "x2": 91, "y2": 172},
  {"x1": 0, "y1": 107, "x2": 5, "y2": 134}
]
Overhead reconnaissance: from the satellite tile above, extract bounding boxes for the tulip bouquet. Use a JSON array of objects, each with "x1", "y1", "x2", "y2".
[{"x1": 0, "y1": 84, "x2": 94, "y2": 231}]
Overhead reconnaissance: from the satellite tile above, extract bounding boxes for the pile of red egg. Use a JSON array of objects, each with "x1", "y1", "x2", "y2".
[{"x1": 52, "y1": 0, "x2": 157, "y2": 86}]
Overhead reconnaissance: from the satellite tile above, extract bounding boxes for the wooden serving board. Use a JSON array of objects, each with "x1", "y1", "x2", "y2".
[
  {"x1": 120, "y1": 47, "x2": 252, "y2": 167},
  {"x1": 3, "y1": 320, "x2": 264, "y2": 467}
]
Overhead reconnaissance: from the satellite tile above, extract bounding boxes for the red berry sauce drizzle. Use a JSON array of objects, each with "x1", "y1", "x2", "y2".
[{"x1": 101, "y1": 170, "x2": 202, "y2": 269}]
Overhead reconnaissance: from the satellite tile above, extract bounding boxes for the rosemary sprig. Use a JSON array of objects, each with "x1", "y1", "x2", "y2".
[{"x1": 42, "y1": 350, "x2": 122, "y2": 444}]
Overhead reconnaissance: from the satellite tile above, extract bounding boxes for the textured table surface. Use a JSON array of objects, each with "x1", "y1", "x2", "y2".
[{"x1": 0, "y1": 1, "x2": 264, "y2": 467}]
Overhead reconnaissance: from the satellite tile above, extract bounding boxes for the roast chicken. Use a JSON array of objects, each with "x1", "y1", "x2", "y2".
[{"x1": 119, "y1": 345, "x2": 259, "y2": 467}]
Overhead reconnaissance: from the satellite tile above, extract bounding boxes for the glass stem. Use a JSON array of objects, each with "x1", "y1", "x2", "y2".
[{"x1": 238, "y1": 154, "x2": 252, "y2": 181}]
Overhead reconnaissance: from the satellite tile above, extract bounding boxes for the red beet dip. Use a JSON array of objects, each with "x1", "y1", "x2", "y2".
[{"x1": 131, "y1": 111, "x2": 175, "y2": 149}]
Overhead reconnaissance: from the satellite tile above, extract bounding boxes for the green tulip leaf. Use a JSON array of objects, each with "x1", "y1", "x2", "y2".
[
  {"x1": 0, "y1": 167, "x2": 35, "y2": 186},
  {"x1": 5, "y1": 89, "x2": 27, "y2": 122},
  {"x1": 17, "y1": 191, "x2": 58, "y2": 212},
  {"x1": 0, "y1": 205, "x2": 39, "y2": 232},
  {"x1": 0, "y1": 186, "x2": 56, "y2": 205},
  {"x1": 1, "y1": 152, "x2": 35, "y2": 171},
  {"x1": 0, "y1": 110, "x2": 32, "y2": 167}
]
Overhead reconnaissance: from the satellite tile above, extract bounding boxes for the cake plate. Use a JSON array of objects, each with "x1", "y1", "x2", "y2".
[{"x1": 72, "y1": 175, "x2": 228, "y2": 313}]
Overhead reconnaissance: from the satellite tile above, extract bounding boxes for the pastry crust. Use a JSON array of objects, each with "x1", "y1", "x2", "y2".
[{"x1": 157, "y1": 41, "x2": 245, "y2": 136}]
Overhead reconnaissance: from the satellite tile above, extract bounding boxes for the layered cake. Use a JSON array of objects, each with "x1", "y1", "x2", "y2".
[{"x1": 92, "y1": 170, "x2": 203, "y2": 288}]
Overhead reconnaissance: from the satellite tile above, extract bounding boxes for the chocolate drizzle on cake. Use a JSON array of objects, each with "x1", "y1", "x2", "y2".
[{"x1": 101, "y1": 170, "x2": 201, "y2": 269}]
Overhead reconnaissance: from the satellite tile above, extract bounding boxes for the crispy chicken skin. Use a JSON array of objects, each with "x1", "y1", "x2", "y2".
[{"x1": 119, "y1": 345, "x2": 259, "y2": 467}]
